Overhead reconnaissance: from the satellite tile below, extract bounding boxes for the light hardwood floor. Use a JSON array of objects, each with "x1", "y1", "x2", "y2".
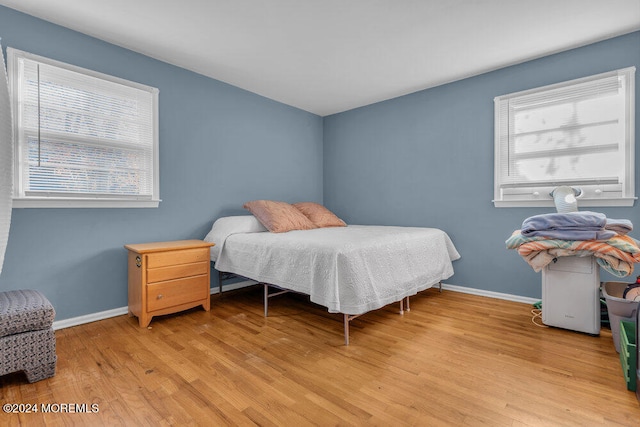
[{"x1": 1, "y1": 286, "x2": 639, "y2": 426}]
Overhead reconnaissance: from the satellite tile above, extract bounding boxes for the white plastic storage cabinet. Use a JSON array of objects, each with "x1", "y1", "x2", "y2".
[{"x1": 542, "y1": 256, "x2": 600, "y2": 335}]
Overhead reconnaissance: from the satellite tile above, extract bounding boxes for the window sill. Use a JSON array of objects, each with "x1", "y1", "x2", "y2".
[
  {"x1": 12, "y1": 198, "x2": 161, "y2": 209},
  {"x1": 493, "y1": 197, "x2": 636, "y2": 208}
]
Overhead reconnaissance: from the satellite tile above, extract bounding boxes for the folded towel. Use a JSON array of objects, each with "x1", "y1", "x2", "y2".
[
  {"x1": 605, "y1": 218, "x2": 633, "y2": 235},
  {"x1": 522, "y1": 228, "x2": 617, "y2": 241}
]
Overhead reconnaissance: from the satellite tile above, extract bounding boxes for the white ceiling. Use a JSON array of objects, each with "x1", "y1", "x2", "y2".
[{"x1": 1, "y1": 0, "x2": 639, "y2": 116}]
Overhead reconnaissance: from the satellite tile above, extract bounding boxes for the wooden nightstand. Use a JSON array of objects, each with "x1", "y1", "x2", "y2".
[{"x1": 125, "y1": 240, "x2": 214, "y2": 327}]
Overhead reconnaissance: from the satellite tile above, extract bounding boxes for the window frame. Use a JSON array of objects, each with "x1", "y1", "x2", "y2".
[
  {"x1": 8, "y1": 48, "x2": 160, "y2": 208},
  {"x1": 493, "y1": 67, "x2": 636, "y2": 208}
]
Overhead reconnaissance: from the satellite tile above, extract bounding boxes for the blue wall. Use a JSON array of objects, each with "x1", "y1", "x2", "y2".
[
  {"x1": 0, "y1": 7, "x2": 323, "y2": 320},
  {"x1": 324, "y1": 31, "x2": 640, "y2": 299}
]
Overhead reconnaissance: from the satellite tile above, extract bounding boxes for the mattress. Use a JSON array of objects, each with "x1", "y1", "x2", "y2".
[{"x1": 215, "y1": 225, "x2": 460, "y2": 315}]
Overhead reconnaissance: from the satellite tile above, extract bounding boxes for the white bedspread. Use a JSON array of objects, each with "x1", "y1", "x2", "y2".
[{"x1": 215, "y1": 225, "x2": 460, "y2": 315}]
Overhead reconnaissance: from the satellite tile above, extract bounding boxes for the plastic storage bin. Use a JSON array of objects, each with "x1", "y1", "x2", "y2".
[
  {"x1": 602, "y1": 282, "x2": 639, "y2": 352},
  {"x1": 636, "y1": 305, "x2": 640, "y2": 402},
  {"x1": 619, "y1": 320, "x2": 637, "y2": 391}
]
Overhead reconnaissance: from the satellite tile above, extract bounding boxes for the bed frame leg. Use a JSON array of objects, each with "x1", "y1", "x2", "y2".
[
  {"x1": 344, "y1": 314, "x2": 350, "y2": 346},
  {"x1": 439, "y1": 281, "x2": 442, "y2": 293},
  {"x1": 399, "y1": 296, "x2": 411, "y2": 314},
  {"x1": 264, "y1": 283, "x2": 269, "y2": 317}
]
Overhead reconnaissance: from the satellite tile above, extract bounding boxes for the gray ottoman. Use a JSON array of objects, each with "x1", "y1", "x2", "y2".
[{"x1": 0, "y1": 290, "x2": 57, "y2": 383}]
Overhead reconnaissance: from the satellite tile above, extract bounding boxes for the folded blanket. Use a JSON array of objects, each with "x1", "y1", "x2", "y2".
[
  {"x1": 521, "y1": 211, "x2": 616, "y2": 241},
  {"x1": 506, "y1": 230, "x2": 640, "y2": 277},
  {"x1": 522, "y1": 211, "x2": 606, "y2": 231},
  {"x1": 518, "y1": 248, "x2": 633, "y2": 277}
]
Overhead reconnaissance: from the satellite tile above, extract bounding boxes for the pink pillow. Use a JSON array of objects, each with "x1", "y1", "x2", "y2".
[
  {"x1": 243, "y1": 200, "x2": 317, "y2": 233},
  {"x1": 293, "y1": 202, "x2": 346, "y2": 228}
]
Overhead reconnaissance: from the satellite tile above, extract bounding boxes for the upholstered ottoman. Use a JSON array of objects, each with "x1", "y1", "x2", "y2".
[{"x1": 0, "y1": 290, "x2": 57, "y2": 383}]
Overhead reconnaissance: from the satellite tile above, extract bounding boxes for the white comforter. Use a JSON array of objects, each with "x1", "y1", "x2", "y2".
[{"x1": 215, "y1": 225, "x2": 460, "y2": 315}]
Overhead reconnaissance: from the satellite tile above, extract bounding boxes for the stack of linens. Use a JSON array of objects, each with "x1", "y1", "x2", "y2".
[{"x1": 507, "y1": 211, "x2": 638, "y2": 277}]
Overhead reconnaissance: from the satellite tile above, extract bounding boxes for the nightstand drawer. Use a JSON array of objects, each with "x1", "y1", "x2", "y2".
[
  {"x1": 147, "y1": 247, "x2": 210, "y2": 268},
  {"x1": 147, "y1": 261, "x2": 209, "y2": 283},
  {"x1": 147, "y1": 275, "x2": 209, "y2": 312}
]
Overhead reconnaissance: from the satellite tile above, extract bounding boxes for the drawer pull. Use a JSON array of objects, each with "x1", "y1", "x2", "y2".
[
  {"x1": 157, "y1": 294, "x2": 163, "y2": 299},
  {"x1": 136, "y1": 256, "x2": 142, "y2": 268}
]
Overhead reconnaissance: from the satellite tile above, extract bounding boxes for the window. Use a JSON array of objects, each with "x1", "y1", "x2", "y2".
[
  {"x1": 493, "y1": 67, "x2": 635, "y2": 208},
  {"x1": 8, "y1": 48, "x2": 159, "y2": 208}
]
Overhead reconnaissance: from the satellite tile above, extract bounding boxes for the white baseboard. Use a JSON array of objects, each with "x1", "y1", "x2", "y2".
[
  {"x1": 53, "y1": 306, "x2": 129, "y2": 330},
  {"x1": 52, "y1": 280, "x2": 257, "y2": 330},
  {"x1": 439, "y1": 282, "x2": 539, "y2": 305},
  {"x1": 212, "y1": 279, "x2": 257, "y2": 293},
  {"x1": 52, "y1": 281, "x2": 537, "y2": 330}
]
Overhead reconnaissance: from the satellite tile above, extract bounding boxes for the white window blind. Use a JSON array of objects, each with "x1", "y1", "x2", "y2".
[
  {"x1": 8, "y1": 48, "x2": 160, "y2": 208},
  {"x1": 494, "y1": 67, "x2": 635, "y2": 208}
]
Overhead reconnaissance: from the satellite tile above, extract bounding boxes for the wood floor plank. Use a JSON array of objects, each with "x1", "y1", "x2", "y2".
[{"x1": 1, "y1": 286, "x2": 638, "y2": 425}]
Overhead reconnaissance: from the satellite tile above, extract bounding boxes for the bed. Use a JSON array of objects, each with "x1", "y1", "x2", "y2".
[{"x1": 205, "y1": 210, "x2": 460, "y2": 344}]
